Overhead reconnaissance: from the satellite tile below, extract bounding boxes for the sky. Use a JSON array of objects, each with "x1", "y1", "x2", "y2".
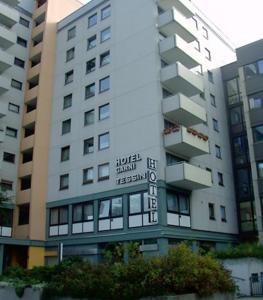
[{"x1": 80, "y1": 0, "x2": 263, "y2": 48}]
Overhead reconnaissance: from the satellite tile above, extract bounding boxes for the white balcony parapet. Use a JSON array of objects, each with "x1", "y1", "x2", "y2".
[
  {"x1": 162, "y1": 93, "x2": 206, "y2": 126},
  {"x1": 166, "y1": 162, "x2": 212, "y2": 190},
  {"x1": 164, "y1": 124, "x2": 209, "y2": 158},
  {"x1": 0, "y1": 48, "x2": 13, "y2": 73},
  {"x1": 158, "y1": 8, "x2": 197, "y2": 43},
  {"x1": 158, "y1": 0, "x2": 195, "y2": 18},
  {"x1": 0, "y1": 74, "x2": 10, "y2": 95},
  {"x1": 160, "y1": 34, "x2": 202, "y2": 68},
  {"x1": 0, "y1": 1, "x2": 19, "y2": 28},
  {"x1": 161, "y1": 62, "x2": 203, "y2": 97},
  {"x1": 0, "y1": 24, "x2": 16, "y2": 49}
]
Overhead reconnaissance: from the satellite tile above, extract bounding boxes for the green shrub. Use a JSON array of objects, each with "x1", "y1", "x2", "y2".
[
  {"x1": 212, "y1": 243, "x2": 263, "y2": 259},
  {"x1": 1, "y1": 243, "x2": 235, "y2": 300}
]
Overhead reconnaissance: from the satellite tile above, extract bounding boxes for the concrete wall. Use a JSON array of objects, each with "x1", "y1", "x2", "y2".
[{"x1": 222, "y1": 257, "x2": 263, "y2": 296}]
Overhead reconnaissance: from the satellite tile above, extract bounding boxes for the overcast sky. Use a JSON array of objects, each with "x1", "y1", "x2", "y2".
[{"x1": 80, "y1": 0, "x2": 263, "y2": 48}]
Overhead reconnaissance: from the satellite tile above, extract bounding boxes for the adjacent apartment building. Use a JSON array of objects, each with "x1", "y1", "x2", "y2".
[{"x1": 0, "y1": 0, "x2": 261, "y2": 271}]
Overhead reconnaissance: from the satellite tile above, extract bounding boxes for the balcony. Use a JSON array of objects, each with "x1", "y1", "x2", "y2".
[
  {"x1": 0, "y1": 74, "x2": 10, "y2": 95},
  {"x1": 33, "y1": 2, "x2": 47, "y2": 20},
  {"x1": 0, "y1": 48, "x2": 13, "y2": 73},
  {"x1": 30, "y1": 42, "x2": 43, "y2": 60},
  {"x1": 0, "y1": 1, "x2": 19, "y2": 28},
  {"x1": 158, "y1": 8, "x2": 197, "y2": 43},
  {"x1": 158, "y1": 0, "x2": 195, "y2": 18},
  {"x1": 19, "y1": 161, "x2": 33, "y2": 177},
  {"x1": 162, "y1": 93, "x2": 206, "y2": 126},
  {"x1": 0, "y1": 24, "x2": 16, "y2": 49},
  {"x1": 23, "y1": 110, "x2": 36, "y2": 127},
  {"x1": 0, "y1": 101, "x2": 8, "y2": 118},
  {"x1": 21, "y1": 135, "x2": 35, "y2": 152},
  {"x1": 160, "y1": 34, "x2": 201, "y2": 68},
  {"x1": 28, "y1": 64, "x2": 41, "y2": 81},
  {"x1": 164, "y1": 125, "x2": 209, "y2": 158},
  {"x1": 161, "y1": 62, "x2": 203, "y2": 97},
  {"x1": 25, "y1": 86, "x2": 38, "y2": 103},
  {"x1": 166, "y1": 162, "x2": 212, "y2": 190},
  {"x1": 32, "y1": 22, "x2": 45, "y2": 40}
]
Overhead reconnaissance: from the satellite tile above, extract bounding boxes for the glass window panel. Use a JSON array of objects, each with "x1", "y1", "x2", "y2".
[
  {"x1": 87, "y1": 35, "x2": 96, "y2": 50},
  {"x1": 83, "y1": 138, "x2": 94, "y2": 154},
  {"x1": 237, "y1": 169, "x2": 250, "y2": 197},
  {"x1": 86, "y1": 58, "x2": 96, "y2": 73},
  {"x1": 50, "y1": 208, "x2": 59, "y2": 225},
  {"x1": 84, "y1": 110, "x2": 94, "y2": 126},
  {"x1": 257, "y1": 162, "x2": 263, "y2": 178},
  {"x1": 258, "y1": 60, "x2": 263, "y2": 74},
  {"x1": 73, "y1": 204, "x2": 82, "y2": 223},
  {"x1": 129, "y1": 193, "x2": 141, "y2": 214},
  {"x1": 84, "y1": 203, "x2": 93, "y2": 220},
  {"x1": 99, "y1": 103, "x2": 110, "y2": 120},
  {"x1": 99, "y1": 76, "x2": 110, "y2": 92},
  {"x1": 98, "y1": 163, "x2": 109, "y2": 179},
  {"x1": 99, "y1": 200, "x2": 110, "y2": 218},
  {"x1": 60, "y1": 207, "x2": 68, "y2": 224},
  {"x1": 101, "y1": 27, "x2": 111, "y2": 42},
  {"x1": 100, "y1": 51, "x2": 110, "y2": 67},
  {"x1": 179, "y1": 195, "x2": 189, "y2": 214},
  {"x1": 220, "y1": 206, "x2": 226, "y2": 221},
  {"x1": 253, "y1": 125, "x2": 263, "y2": 142},
  {"x1": 99, "y1": 132, "x2": 109, "y2": 150},
  {"x1": 111, "y1": 197, "x2": 122, "y2": 217},
  {"x1": 167, "y1": 192, "x2": 178, "y2": 212},
  {"x1": 244, "y1": 63, "x2": 257, "y2": 79},
  {"x1": 230, "y1": 107, "x2": 242, "y2": 125},
  {"x1": 85, "y1": 83, "x2": 95, "y2": 99},
  {"x1": 88, "y1": 13, "x2": 97, "y2": 27},
  {"x1": 63, "y1": 94, "x2": 72, "y2": 109},
  {"x1": 101, "y1": 5, "x2": 111, "y2": 20}
]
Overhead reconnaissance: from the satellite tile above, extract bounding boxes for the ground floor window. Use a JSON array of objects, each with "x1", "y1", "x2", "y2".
[
  {"x1": 167, "y1": 191, "x2": 190, "y2": 227},
  {"x1": 99, "y1": 197, "x2": 123, "y2": 231},
  {"x1": 49, "y1": 206, "x2": 68, "y2": 236},
  {"x1": 72, "y1": 202, "x2": 94, "y2": 234},
  {"x1": 0, "y1": 208, "x2": 12, "y2": 237}
]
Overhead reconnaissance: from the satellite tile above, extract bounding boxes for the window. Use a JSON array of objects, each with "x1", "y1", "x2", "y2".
[
  {"x1": 166, "y1": 153, "x2": 184, "y2": 166},
  {"x1": 99, "y1": 197, "x2": 123, "y2": 231},
  {"x1": 84, "y1": 109, "x2": 94, "y2": 126},
  {"x1": 230, "y1": 107, "x2": 243, "y2": 125},
  {"x1": 208, "y1": 70, "x2": 214, "y2": 83},
  {"x1": 249, "y1": 93, "x2": 263, "y2": 109},
  {"x1": 237, "y1": 168, "x2": 251, "y2": 197},
  {"x1": 83, "y1": 167, "x2": 94, "y2": 184},
  {"x1": 11, "y1": 79, "x2": 22, "y2": 90},
  {"x1": 257, "y1": 162, "x2": 263, "y2": 178},
  {"x1": 100, "y1": 51, "x2": 110, "y2": 67},
  {"x1": 50, "y1": 206, "x2": 69, "y2": 236},
  {"x1": 67, "y1": 26, "x2": 76, "y2": 40},
  {"x1": 202, "y1": 27, "x2": 209, "y2": 39},
  {"x1": 3, "y1": 152, "x2": 15, "y2": 163},
  {"x1": 62, "y1": 119, "x2": 71, "y2": 135},
  {"x1": 17, "y1": 36, "x2": 27, "y2": 47},
  {"x1": 61, "y1": 146, "x2": 70, "y2": 162},
  {"x1": 65, "y1": 70, "x2": 73, "y2": 85},
  {"x1": 128, "y1": 192, "x2": 158, "y2": 228},
  {"x1": 8, "y1": 103, "x2": 20, "y2": 113},
  {"x1": 85, "y1": 83, "x2": 95, "y2": 99},
  {"x1": 88, "y1": 13, "x2": 97, "y2": 28},
  {"x1": 14, "y1": 57, "x2": 25, "y2": 68},
  {"x1": 86, "y1": 58, "x2": 96, "y2": 73},
  {"x1": 210, "y1": 94, "x2": 216, "y2": 106},
  {"x1": 72, "y1": 202, "x2": 94, "y2": 234},
  {"x1": 226, "y1": 78, "x2": 241, "y2": 105},
  {"x1": 0, "y1": 180, "x2": 12, "y2": 191},
  {"x1": 87, "y1": 35, "x2": 96, "y2": 50},
  {"x1": 244, "y1": 59, "x2": 263, "y2": 79},
  {"x1": 213, "y1": 118, "x2": 219, "y2": 132},
  {"x1": 167, "y1": 192, "x2": 190, "y2": 215},
  {"x1": 21, "y1": 176, "x2": 31, "y2": 190},
  {"x1": 63, "y1": 94, "x2": 72, "y2": 109},
  {"x1": 218, "y1": 172, "x2": 224, "y2": 186},
  {"x1": 240, "y1": 201, "x2": 255, "y2": 232},
  {"x1": 18, "y1": 204, "x2": 30, "y2": 225},
  {"x1": 220, "y1": 206, "x2": 226, "y2": 222},
  {"x1": 101, "y1": 5, "x2": 111, "y2": 20},
  {"x1": 99, "y1": 103, "x2": 110, "y2": 120},
  {"x1": 83, "y1": 138, "x2": 94, "y2": 155},
  {"x1": 253, "y1": 125, "x2": 263, "y2": 142},
  {"x1": 101, "y1": 27, "x2": 111, "y2": 42},
  {"x1": 98, "y1": 163, "x2": 110, "y2": 181},
  {"x1": 208, "y1": 203, "x2": 215, "y2": 220},
  {"x1": 66, "y1": 47, "x2": 75, "y2": 62},
  {"x1": 99, "y1": 76, "x2": 110, "y2": 93},
  {"x1": 215, "y1": 145, "x2": 222, "y2": 159},
  {"x1": 205, "y1": 48, "x2": 211, "y2": 60},
  {"x1": 60, "y1": 174, "x2": 69, "y2": 190},
  {"x1": 206, "y1": 168, "x2": 213, "y2": 183},
  {"x1": 19, "y1": 17, "x2": 30, "y2": 28},
  {"x1": 99, "y1": 132, "x2": 109, "y2": 150},
  {"x1": 6, "y1": 127, "x2": 17, "y2": 138}
]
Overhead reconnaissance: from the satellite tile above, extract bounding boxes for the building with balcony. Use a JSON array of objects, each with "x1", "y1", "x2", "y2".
[{"x1": 1, "y1": 0, "x2": 262, "y2": 271}]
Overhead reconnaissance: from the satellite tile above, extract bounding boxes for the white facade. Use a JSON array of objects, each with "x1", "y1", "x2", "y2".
[{"x1": 47, "y1": 0, "x2": 239, "y2": 239}]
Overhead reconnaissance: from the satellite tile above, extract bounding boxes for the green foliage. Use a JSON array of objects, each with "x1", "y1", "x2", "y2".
[
  {"x1": 212, "y1": 243, "x2": 263, "y2": 259},
  {"x1": 1, "y1": 244, "x2": 235, "y2": 300}
]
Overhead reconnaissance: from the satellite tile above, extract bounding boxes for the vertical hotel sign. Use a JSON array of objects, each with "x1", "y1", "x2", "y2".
[{"x1": 147, "y1": 158, "x2": 158, "y2": 224}]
